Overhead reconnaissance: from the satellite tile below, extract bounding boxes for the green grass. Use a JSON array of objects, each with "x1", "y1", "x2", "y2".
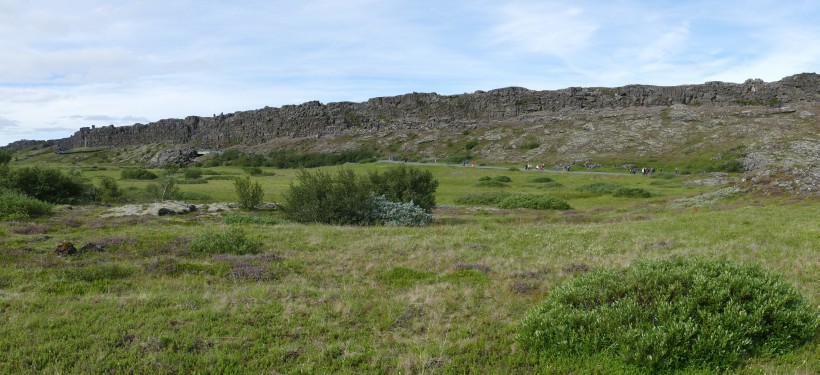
[{"x1": 0, "y1": 162, "x2": 816, "y2": 373}]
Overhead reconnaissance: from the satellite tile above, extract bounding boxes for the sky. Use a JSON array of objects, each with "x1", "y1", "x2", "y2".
[{"x1": 2, "y1": 0, "x2": 819, "y2": 146}]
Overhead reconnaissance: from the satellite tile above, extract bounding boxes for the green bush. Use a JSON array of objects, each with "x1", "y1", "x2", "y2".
[
  {"x1": 0, "y1": 189, "x2": 53, "y2": 220},
  {"x1": 182, "y1": 168, "x2": 203, "y2": 179},
  {"x1": 578, "y1": 182, "x2": 622, "y2": 195},
  {"x1": 145, "y1": 178, "x2": 179, "y2": 202},
  {"x1": 5, "y1": 166, "x2": 91, "y2": 203},
  {"x1": 519, "y1": 257, "x2": 818, "y2": 373},
  {"x1": 234, "y1": 176, "x2": 265, "y2": 210},
  {"x1": 95, "y1": 177, "x2": 123, "y2": 203},
  {"x1": 369, "y1": 165, "x2": 438, "y2": 212},
  {"x1": 494, "y1": 175, "x2": 512, "y2": 183},
  {"x1": 283, "y1": 166, "x2": 438, "y2": 225},
  {"x1": 478, "y1": 176, "x2": 492, "y2": 181},
  {"x1": 189, "y1": 226, "x2": 262, "y2": 255},
  {"x1": 223, "y1": 213, "x2": 287, "y2": 225},
  {"x1": 497, "y1": 194, "x2": 571, "y2": 210},
  {"x1": 476, "y1": 180, "x2": 509, "y2": 188},
  {"x1": 612, "y1": 187, "x2": 652, "y2": 198},
  {"x1": 454, "y1": 192, "x2": 511, "y2": 206},
  {"x1": 359, "y1": 195, "x2": 433, "y2": 226},
  {"x1": 531, "y1": 176, "x2": 554, "y2": 183},
  {"x1": 282, "y1": 168, "x2": 373, "y2": 225},
  {"x1": 0, "y1": 150, "x2": 11, "y2": 165},
  {"x1": 121, "y1": 168, "x2": 158, "y2": 180},
  {"x1": 717, "y1": 159, "x2": 745, "y2": 173}
]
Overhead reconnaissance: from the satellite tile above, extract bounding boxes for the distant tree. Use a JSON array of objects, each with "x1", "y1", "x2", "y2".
[
  {"x1": 234, "y1": 176, "x2": 265, "y2": 210},
  {"x1": 0, "y1": 150, "x2": 11, "y2": 165}
]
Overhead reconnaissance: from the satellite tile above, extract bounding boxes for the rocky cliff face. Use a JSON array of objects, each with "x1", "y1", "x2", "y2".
[{"x1": 55, "y1": 73, "x2": 820, "y2": 150}]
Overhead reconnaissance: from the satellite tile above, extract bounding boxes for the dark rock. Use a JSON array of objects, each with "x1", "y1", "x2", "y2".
[{"x1": 55, "y1": 241, "x2": 77, "y2": 256}]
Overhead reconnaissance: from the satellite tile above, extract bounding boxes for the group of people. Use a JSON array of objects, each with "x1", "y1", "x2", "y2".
[
  {"x1": 630, "y1": 167, "x2": 656, "y2": 175},
  {"x1": 463, "y1": 160, "x2": 475, "y2": 167},
  {"x1": 524, "y1": 164, "x2": 547, "y2": 171}
]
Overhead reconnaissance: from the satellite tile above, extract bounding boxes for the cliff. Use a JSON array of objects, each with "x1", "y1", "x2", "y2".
[{"x1": 53, "y1": 73, "x2": 819, "y2": 149}]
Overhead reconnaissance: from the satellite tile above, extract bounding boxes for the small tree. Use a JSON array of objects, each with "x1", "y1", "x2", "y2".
[
  {"x1": 234, "y1": 176, "x2": 264, "y2": 210},
  {"x1": 0, "y1": 150, "x2": 11, "y2": 165},
  {"x1": 146, "y1": 177, "x2": 179, "y2": 202},
  {"x1": 368, "y1": 165, "x2": 438, "y2": 212}
]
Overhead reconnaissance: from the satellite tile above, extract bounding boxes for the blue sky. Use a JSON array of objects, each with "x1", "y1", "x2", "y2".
[{"x1": 2, "y1": 0, "x2": 819, "y2": 146}]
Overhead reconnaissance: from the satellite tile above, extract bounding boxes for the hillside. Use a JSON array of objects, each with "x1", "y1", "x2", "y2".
[{"x1": 5, "y1": 73, "x2": 819, "y2": 193}]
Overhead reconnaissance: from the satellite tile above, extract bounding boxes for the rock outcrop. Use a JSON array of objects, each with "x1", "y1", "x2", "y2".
[{"x1": 50, "y1": 73, "x2": 819, "y2": 150}]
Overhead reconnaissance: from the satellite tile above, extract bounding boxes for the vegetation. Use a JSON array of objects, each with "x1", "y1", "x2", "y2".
[
  {"x1": 121, "y1": 168, "x2": 158, "y2": 180},
  {"x1": 0, "y1": 159, "x2": 816, "y2": 373},
  {"x1": 0, "y1": 189, "x2": 53, "y2": 220},
  {"x1": 188, "y1": 226, "x2": 263, "y2": 255},
  {"x1": 283, "y1": 166, "x2": 438, "y2": 225},
  {"x1": 368, "y1": 165, "x2": 438, "y2": 212},
  {"x1": 0, "y1": 150, "x2": 11, "y2": 165},
  {"x1": 2, "y1": 166, "x2": 91, "y2": 204},
  {"x1": 497, "y1": 193, "x2": 571, "y2": 210},
  {"x1": 234, "y1": 176, "x2": 265, "y2": 210},
  {"x1": 520, "y1": 257, "x2": 818, "y2": 373},
  {"x1": 203, "y1": 148, "x2": 377, "y2": 169}
]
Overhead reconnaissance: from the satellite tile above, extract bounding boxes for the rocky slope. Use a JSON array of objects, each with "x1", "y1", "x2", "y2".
[{"x1": 5, "y1": 73, "x2": 819, "y2": 193}]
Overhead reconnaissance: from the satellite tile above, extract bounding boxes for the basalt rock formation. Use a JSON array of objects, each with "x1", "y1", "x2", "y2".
[
  {"x1": 52, "y1": 73, "x2": 818, "y2": 150},
  {"x1": 5, "y1": 74, "x2": 819, "y2": 193}
]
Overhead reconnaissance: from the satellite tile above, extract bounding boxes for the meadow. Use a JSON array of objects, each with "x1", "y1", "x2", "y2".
[{"x1": 0, "y1": 161, "x2": 817, "y2": 373}]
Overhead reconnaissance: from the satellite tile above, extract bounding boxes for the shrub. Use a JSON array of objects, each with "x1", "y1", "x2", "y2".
[
  {"x1": 0, "y1": 150, "x2": 11, "y2": 165},
  {"x1": 612, "y1": 187, "x2": 652, "y2": 198},
  {"x1": 494, "y1": 175, "x2": 512, "y2": 183},
  {"x1": 717, "y1": 159, "x2": 745, "y2": 173},
  {"x1": 519, "y1": 257, "x2": 818, "y2": 373},
  {"x1": 476, "y1": 180, "x2": 509, "y2": 188},
  {"x1": 234, "y1": 176, "x2": 265, "y2": 210},
  {"x1": 244, "y1": 167, "x2": 263, "y2": 176},
  {"x1": 182, "y1": 168, "x2": 203, "y2": 179},
  {"x1": 465, "y1": 139, "x2": 479, "y2": 151},
  {"x1": 223, "y1": 213, "x2": 287, "y2": 225},
  {"x1": 0, "y1": 189, "x2": 53, "y2": 220},
  {"x1": 578, "y1": 182, "x2": 622, "y2": 195},
  {"x1": 283, "y1": 166, "x2": 438, "y2": 225},
  {"x1": 454, "y1": 192, "x2": 511, "y2": 206},
  {"x1": 368, "y1": 165, "x2": 438, "y2": 212},
  {"x1": 121, "y1": 168, "x2": 158, "y2": 180},
  {"x1": 96, "y1": 177, "x2": 122, "y2": 203},
  {"x1": 531, "y1": 176, "x2": 554, "y2": 183},
  {"x1": 359, "y1": 195, "x2": 433, "y2": 226},
  {"x1": 282, "y1": 168, "x2": 373, "y2": 225},
  {"x1": 189, "y1": 226, "x2": 262, "y2": 255},
  {"x1": 497, "y1": 194, "x2": 571, "y2": 210},
  {"x1": 5, "y1": 166, "x2": 90, "y2": 203},
  {"x1": 478, "y1": 176, "x2": 492, "y2": 181},
  {"x1": 145, "y1": 178, "x2": 179, "y2": 202}
]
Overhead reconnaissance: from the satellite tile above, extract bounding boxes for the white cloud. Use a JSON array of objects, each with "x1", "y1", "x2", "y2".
[{"x1": 487, "y1": 3, "x2": 597, "y2": 57}]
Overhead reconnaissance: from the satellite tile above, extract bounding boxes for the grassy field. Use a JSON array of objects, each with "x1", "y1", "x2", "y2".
[{"x1": 0, "y1": 161, "x2": 817, "y2": 373}]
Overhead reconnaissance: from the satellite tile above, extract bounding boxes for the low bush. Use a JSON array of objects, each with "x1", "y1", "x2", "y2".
[
  {"x1": 175, "y1": 178, "x2": 208, "y2": 184},
  {"x1": 454, "y1": 192, "x2": 511, "y2": 206},
  {"x1": 359, "y1": 195, "x2": 433, "y2": 226},
  {"x1": 494, "y1": 175, "x2": 512, "y2": 183},
  {"x1": 223, "y1": 213, "x2": 288, "y2": 225},
  {"x1": 121, "y1": 168, "x2": 158, "y2": 180},
  {"x1": 189, "y1": 226, "x2": 263, "y2": 255},
  {"x1": 4, "y1": 166, "x2": 91, "y2": 204},
  {"x1": 205, "y1": 175, "x2": 237, "y2": 181},
  {"x1": 283, "y1": 166, "x2": 438, "y2": 225},
  {"x1": 498, "y1": 194, "x2": 571, "y2": 210},
  {"x1": 0, "y1": 189, "x2": 53, "y2": 220},
  {"x1": 578, "y1": 182, "x2": 622, "y2": 195},
  {"x1": 519, "y1": 257, "x2": 818, "y2": 373},
  {"x1": 531, "y1": 176, "x2": 554, "y2": 183},
  {"x1": 536, "y1": 181, "x2": 564, "y2": 189},
  {"x1": 476, "y1": 180, "x2": 509, "y2": 188},
  {"x1": 182, "y1": 168, "x2": 203, "y2": 179},
  {"x1": 369, "y1": 165, "x2": 438, "y2": 212},
  {"x1": 612, "y1": 187, "x2": 652, "y2": 198},
  {"x1": 234, "y1": 176, "x2": 265, "y2": 210}
]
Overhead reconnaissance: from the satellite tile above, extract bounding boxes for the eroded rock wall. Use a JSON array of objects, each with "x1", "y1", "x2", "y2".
[{"x1": 55, "y1": 73, "x2": 820, "y2": 149}]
